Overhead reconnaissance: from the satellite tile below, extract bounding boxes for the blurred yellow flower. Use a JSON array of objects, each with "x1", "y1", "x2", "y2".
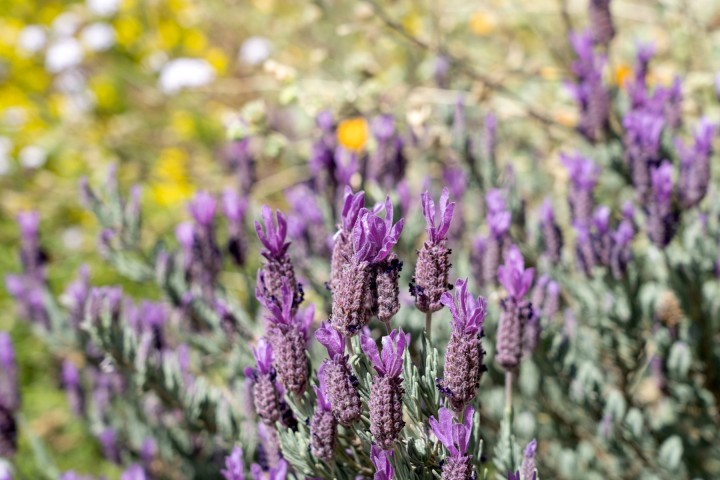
[
  {"x1": 184, "y1": 30, "x2": 207, "y2": 55},
  {"x1": 171, "y1": 110, "x2": 195, "y2": 140},
  {"x1": 470, "y1": 11, "x2": 496, "y2": 36},
  {"x1": 206, "y1": 47, "x2": 228, "y2": 74},
  {"x1": 614, "y1": 64, "x2": 632, "y2": 87},
  {"x1": 337, "y1": 117, "x2": 368, "y2": 151},
  {"x1": 402, "y1": 12, "x2": 422, "y2": 36},
  {"x1": 91, "y1": 76, "x2": 119, "y2": 110},
  {"x1": 159, "y1": 20, "x2": 181, "y2": 50},
  {"x1": 150, "y1": 147, "x2": 194, "y2": 206},
  {"x1": 115, "y1": 16, "x2": 142, "y2": 47}
]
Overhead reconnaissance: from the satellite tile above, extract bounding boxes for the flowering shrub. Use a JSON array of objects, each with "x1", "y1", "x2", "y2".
[{"x1": 3, "y1": 1, "x2": 720, "y2": 479}]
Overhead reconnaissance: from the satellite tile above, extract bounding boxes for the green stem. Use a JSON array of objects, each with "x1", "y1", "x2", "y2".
[{"x1": 425, "y1": 312, "x2": 433, "y2": 341}]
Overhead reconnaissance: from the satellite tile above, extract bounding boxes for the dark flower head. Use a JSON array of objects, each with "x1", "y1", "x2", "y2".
[
  {"x1": 315, "y1": 323, "x2": 345, "y2": 360},
  {"x1": 498, "y1": 246, "x2": 534, "y2": 299},
  {"x1": 429, "y1": 405, "x2": 474, "y2": 457},
  {"x1": 361, "y1": 328, "x2": 409, "y2": 377},
  {"x1": 421, "y1": 188, "x2": 455, "y2": 244},
  {"x1": 440, "y1": 279, "x2": 487, "y2": 336},
  {"x1": 561, "y1": 152, "x2": 600, "y2": 191},
  {"x1": 353, "y1": 198, "x2": 404, "y2": 264},
  {"x1": 253, "y1": 339, "x2": 274, "y2": 376},
  {"x1": 189, "y1": 191, "x2": 217, "y2": 227},
  {"x1": 255, "y1": 206, "x2": 290, "y2": 260},
  {"x1": 341, "y1": 187, "x2": 366, "y2": 233},
  {"x1": 371, "y1": 445, "x2": 394, "y2": 480},
  {"x1": 223, "y1": 188, "x2": 249, "y2": 224}
]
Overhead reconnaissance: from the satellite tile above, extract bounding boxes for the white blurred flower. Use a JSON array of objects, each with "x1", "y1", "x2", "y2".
[
  {"x1": 240, "y1": 36, "x2": 272, "y2": 65},
  {"x1": 18, "y1": 25, "x2": 47, "y2": 54},
  {"x1": 52, "y1": 12, "x2": 81, "y2": 36},
  {"x1": 87, "y1": 0, "x2": 121, "y2": 17},
  {"x1": 159, "y1": 58, "x2": 215, "y2": 94},
  {"x1": 19, "y1": 145, "x2": 47, "y2": 169},
  {"x1": 46, "y1": 38, "x2": 83, "y2": 73},
  {"x1": 81, "y1": 22, "x2": 116, "y2": 51},
  {"x1": 62, "y1": 227, "x2": 84, "y2": 250},
  {"x1": 0, "y1": 137, "x2": 12, "y2": 176},
  {"x1": 3, "y1": 107, "x2": 27, "y2": 128}
]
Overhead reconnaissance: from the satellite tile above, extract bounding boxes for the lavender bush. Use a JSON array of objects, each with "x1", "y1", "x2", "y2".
[{"x1": 3, "y1": 2, "x2": 720, "y2": 479}]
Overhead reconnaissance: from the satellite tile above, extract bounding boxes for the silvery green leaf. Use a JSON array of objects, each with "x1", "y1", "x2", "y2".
[{"x1": 658, "y1": 435, "x2": 683, "y2": 471}]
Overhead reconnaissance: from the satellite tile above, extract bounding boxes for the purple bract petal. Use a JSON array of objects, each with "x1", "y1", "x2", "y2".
[
  {"x1": 315, "y1": 323, "x2": 345, "y2": 359},
  {"x1": 439, "y1": 278, "x2": 487, "y2": 336},
  {"x1": 255, "y1": 206, "x2": 290, "y2": 259},
  {"x1": 497, "y1": 245, "x2": 534, "y2": 299},
  {"x1": 421, "y1": 188, "x2": 456, "y2": 244}
]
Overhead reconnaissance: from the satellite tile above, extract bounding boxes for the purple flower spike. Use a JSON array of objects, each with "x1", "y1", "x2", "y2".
[
  {"x1": 314, "y1": 368, "x2": 332, "y2": 412},
  {"x1": 498, "y1": 246, "x2": 534, "y2": 299},
  {"x1": 189, "y1": 191, "x2": 217, "y2": 227},
  {"x1": 258, "y1": 280, "x2": 295, "y2": 329},
  {"x1": 0, "y1": 333, "x2": 19, "y2": 413},
  {"x1": 521, "y1": 439, "x2": 538, "y2": 480},
  {"x1": 352, "y1": 200, "x2": 404, "y2": 264},
  {"x1": 361, "y1": 329, "x2": 409, "y2": 378},
  {"x1": 255, "y1": 206, "x2": 290, "y2": 260},
  {"x1": 429, "y1": 405, "x2": 474, "y2": 457},
  {"x1": 121, "y1": 465, "x2": 147, "y2": 480},
  {"x1": 315, "y1": 323, "x2": 344, "y2": 360},
  {"x1": 651, "y1": 162, "x2": 674, "y2": 207},
  {"x1": 421, "y1": 188, "x2": 455, "y2": 244},
  {"x1": 486, "y1": 190, "x2": 511, "y2": 238},
  {"x1": 223, "y1": 189, "x2": 249, "y2": 224},
  {"x1": 371, "y1": 445, "x2": 394, "y2": 480},
  {"x1": 222, "y1": 446, "x2": 246, "y2": 480},
  {"x1": 562, "y1": 152, "x2": 600, "y2": 192},
  {"x1": 253, "y1": 339, "x2": 274, "y2": 375},
  {"x1": 440, "y1": 279, "x2": 487, "y2": 336},
  {"x1": 17, "y1": 211, "x2": 40, "y2": 241}
]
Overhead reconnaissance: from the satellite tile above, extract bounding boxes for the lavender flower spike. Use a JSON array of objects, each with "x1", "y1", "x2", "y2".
[
  {"x1": 429, "y1": 405, "x2": 475, "y2": 480},
  {"x1": 310, "y1": 369, "x2": 337, "y2": 461},
  {"x1": 222, "y1": 446, "x2": 246, "y2": 480},
  {"x1": 223, "y1": 188, "x2": 249, "y2": 266},
  {"x1": 0, "y1": 333, "x2": 19, "y2": 458},
  {"x1": 361, "y1": 329, "x2": 409, "y2": 449},
  {"x1": 411, "y1": 189, "x2": 455, "y2": 313},
  {"x1": 371, "y1": 445, "x2": 394, "y2": 480},
  {"x1": 561, "y1": 152, "x2": 600, "y2": 223},
  {"x1": 315, "y1": 324, "x2": 362, "y2": 425},
  {"x1": 255, "y1": 206, "x2": 290, "y2": 260},
  {"x1": 521, "y1": 439, "x2": 538, "y2": 480},
  {"x1": 255, "y1": 206, "x2": 302, "y2": 311},
  {"x1": 258, "y1": 280, "x2": 310, "y2": 395},
  {"x1": 438, "y1": 279, "x2": 488, "y2": 412},
  {"x1": 248, "y1": 339, "x2": 282, "y2": 425},
  {"x1": 647, "y1": 161, "x2": 678, "y2": 248},
  {"x1": 678, "y1": 118, "x2": 716, "y2": 208},
  {"x1": 330, "y1": 187, "x2": 365, "y2": 292},
  {"x1": 496, "y1": 246, "x2": 535, "y2": 371},
  {"x1": 539, "y1": 199, "x2": 563, "y2": 263},
  {"x1": 498, "y1": 246, "x2": 535, "y2": 299},
  {"x1": 589, "y1": 0, "x2": 615, "y2": 46},
  {"x1": 352, "y1": 199, "x2": 404, "y2": 265}
]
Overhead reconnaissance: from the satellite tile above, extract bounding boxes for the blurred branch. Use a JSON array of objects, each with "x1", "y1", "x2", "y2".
[{"x1": 360, "y1": 0, "x2": 573, "y2": 134}]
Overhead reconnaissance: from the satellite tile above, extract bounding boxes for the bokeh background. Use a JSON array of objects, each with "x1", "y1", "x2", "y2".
[{"x1": 1, "y1": 0, "x2": 720, "y2": 475}]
